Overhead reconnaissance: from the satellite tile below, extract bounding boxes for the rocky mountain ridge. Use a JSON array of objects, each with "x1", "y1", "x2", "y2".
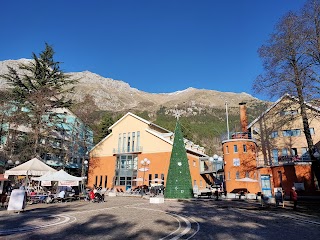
[{"x1": 0, "y1": 59, "x2": 262, "y2": 115}]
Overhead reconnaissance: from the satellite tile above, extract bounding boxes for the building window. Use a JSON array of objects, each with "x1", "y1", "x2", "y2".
[
  {"x1": 310, "y1": 128, "x2": 315, "y2": 135},
  {"x1": 243, "y1": 144, "x2": 247, "y2": 153},
  {"x1": 127, "y1": 132, "x2": 131, "y2": 152},
  {"x1": 193, "y1": 180, "x2": 197, "y2": 186},
  {"x1": 119, "y1": 177, "x2": 126, "y2": 186},
  {"x1": 236, "y1": 171, "x2": 240, "y2": 179},
  {"x1": 120, "y1": 155, "x2": 126, "y2": 169},
  {"x1": 137, "y1": 131, "x2": 140, "y2": 150},
  {"x1": 225, "y1": 145, "x2": 229, "y2": 154},
  {"x1": 282, "y1": 148, "x2": 288, "y2": 156},
  {"x1": 115, "y1": 176, "x2": 132, "y2": 187},
  {"x1": 116, "y1": 154, "x2": 138, "y2": 170},
  {"x1": 128, "y1": 177, "x2": 132, "y2": 186},
  {"x1": 233, "y1": 158, "x2": 240, "y2": 166},
  {"x1": 132, "y1": 132, "x2": 135, "y2": 151},
  {"x1": 161, "y1": 174, "x2": 165, "y2": 185},
  {"x1": 104, "y1": 176, "x2": 108, "y2": 188},
  {"x1": 291, "y1": 148, "x2": 298, "y2": 156},
  {"x1": 245, "y1": 171, "x2": 249, "y2": 178},
  {"x1": 234, "y1": 145, "x2": 238, "y2": 153},
  {"x1": 227, "y1": 171, "x2": 230, "y2": 180},
  {"x1": 273, "y1": 149, "x2": 279, "y2": 163},
  {"x1": 282, "y1": 129, "x2": 301, "y2": 137},
  {"x1": 95, "y1": 176, "x2": 98, "y2": 186},
  {"x1": 149, "y1": 174, "x2": 152, "y2": 186},
  {"x1": 118, "y1": 133, "x2": 122, "y2": 152},
  {"x1": 280, "y1": 109, "x2": 298, "y2": 116},
  {"x1": 301, "y1": 147, "x2": 310, "y2": 160},
  {"x1": 133, "y1": 156, "x2": 138, "y2": 170},
  {"x1": 127, "y1": 155, "x2": 133, "y2": 169},
  {"x1": 154, "y1": 174, "x2": 159, "y2": 183},
  {"x1": 270, "y1": 131, "x2": 278, "y2": 138},
  {"x1": 100, "y1": 176, "x2": 103, "y2": 186},
  {"x1": 200, "y1": 180, "x2": 203, "y2": 187},
  {"x1": 193, "y1": 160, "x2": 196, "y2": 167},
  {"x1": 122, "y1": 133, "x2": 126, "y2": 152}
]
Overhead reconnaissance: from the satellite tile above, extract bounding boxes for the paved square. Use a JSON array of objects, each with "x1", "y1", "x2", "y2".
[{"x1": 0, "y1": 197, "x2": 319, "y2": 239}]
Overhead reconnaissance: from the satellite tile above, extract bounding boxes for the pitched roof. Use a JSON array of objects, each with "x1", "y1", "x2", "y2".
[
  {"x1": 108, "y1": 112, "x2": 170, "y2": 133},
  {"x1": 90, "y1": 112, "x2": 207, "y2": 156},
  {"x1": 248, "y1": 93, "x2": 320, "y2": 129}
]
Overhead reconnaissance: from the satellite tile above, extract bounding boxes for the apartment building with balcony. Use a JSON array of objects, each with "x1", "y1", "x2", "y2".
[
  {"x1": 247, "y1": 94, "x2": 320, "y2": 196},
  {"x1": 87, "y1": 112, "x2": 210, "y2": 191},
  {"x1": 0, "y1": 106, "x2": 93, "y2": 173}
]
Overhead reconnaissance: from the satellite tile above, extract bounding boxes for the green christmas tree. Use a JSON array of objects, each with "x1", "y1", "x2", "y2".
[{"x1": 165, "y1": 120, "x2": 193, "y2": 199}]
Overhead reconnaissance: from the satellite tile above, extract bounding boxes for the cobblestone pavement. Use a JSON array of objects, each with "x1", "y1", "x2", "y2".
[{"x1": 0, "y1": 196, "x2": 320, "y2": 240}]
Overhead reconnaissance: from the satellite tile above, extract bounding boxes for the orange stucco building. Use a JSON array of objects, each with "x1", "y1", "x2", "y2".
[
  {"x1": 222, "y1": 103, "x2": 260, "y2": 195},
  {"x1": 223, "y1": 95, "x2": 320, "y2": 198},
  {"x1": 87, "y1": 112, "x2": 210, "y2": 191},
  {"x1": 247, "y1": 94, "x2": 320, "y2": 197}
]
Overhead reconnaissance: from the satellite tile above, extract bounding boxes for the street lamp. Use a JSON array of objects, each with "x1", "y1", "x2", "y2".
[
  {"x1": 140, "y1": 158, "x2": 150, "y2": 196},
  {"x1": 7, "y1": 160, "x2": 19, "y2": 166},
  {"x1": 81, "y1": 159, "x2": 88, "y2": 193}
]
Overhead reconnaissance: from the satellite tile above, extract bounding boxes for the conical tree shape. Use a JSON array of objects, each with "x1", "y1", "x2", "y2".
[{"x1": 165, "y1": 121, "x2": 193, "y2": 199}]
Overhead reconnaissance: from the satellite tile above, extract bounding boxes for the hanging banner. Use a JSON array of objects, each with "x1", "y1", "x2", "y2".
[
  {"x1": 58, "y1": 181, "x2": 78, "y2": 186},
  {"x1": 41, "y1": 181, "x2": 52, "y2": 186}
]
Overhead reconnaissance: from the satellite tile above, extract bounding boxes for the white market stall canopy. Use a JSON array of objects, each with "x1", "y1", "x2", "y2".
[
  {"x1": 32, "y1": 169, "x2": 83, "y2": 186},
  {"x1": 4, "y1": 158, "x2": 57, "y2": 178}
]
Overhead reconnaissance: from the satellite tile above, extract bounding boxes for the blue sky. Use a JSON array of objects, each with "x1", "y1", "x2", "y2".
[{"x1": 1, "y1": 0, "x2": 306, "y2": 100}]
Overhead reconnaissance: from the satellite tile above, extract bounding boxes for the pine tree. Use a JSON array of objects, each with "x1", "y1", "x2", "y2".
[
  {"x1": 165, "y1": 120, "x2": 193, "y2": 199},
  {"x1": 0, "y1": 43, "x2": 78, "y2": 161}
]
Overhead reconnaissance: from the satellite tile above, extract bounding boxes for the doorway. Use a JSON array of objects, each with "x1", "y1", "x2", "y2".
[{"x1": 260, "y1": 175, "x2": 272, "y2": 197}]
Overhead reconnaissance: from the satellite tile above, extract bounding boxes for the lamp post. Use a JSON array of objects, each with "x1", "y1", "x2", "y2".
[
  {"x1": 7, "y1": 160, "x2": 20, "y2": 167},
  {"x1": 81, "y1": 159, "x2": 88, "y2": 193},
  {"x1": 7, "y1": 160, "x2": 20, "y2": 186},
  {"x1": 140, "y1": 158, "x2": 150, "y2": 196}
]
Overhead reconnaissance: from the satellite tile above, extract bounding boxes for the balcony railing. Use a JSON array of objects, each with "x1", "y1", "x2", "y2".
[
  {"x1": 221, "y1": 132, "x2": 254, "y2": 141},
  {"x1": 113, "y1": 146, "x2": 143, "y2": 154},
  {"x1": 257, "y1": 155, "x2": 312, "y2": 167}
]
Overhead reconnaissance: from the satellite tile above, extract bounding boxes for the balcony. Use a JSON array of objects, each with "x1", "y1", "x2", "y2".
[
  {"x1": 231, "y1": 132, "x2": 252, "y2": 139},
  {"x1": 222, "y1": 132, "x2": 254, "y2": 141},
  {"x1": 113, "y1": 146, "x2": 143, "y2": 154},
  {"x1": 257, "y1": 155, "x2": 312, "y2": 167}
]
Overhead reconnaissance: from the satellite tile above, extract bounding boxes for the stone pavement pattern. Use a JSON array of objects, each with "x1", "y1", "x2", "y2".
[{"x1": 0, "y1": 197, "x2": 319, "y2": 239}]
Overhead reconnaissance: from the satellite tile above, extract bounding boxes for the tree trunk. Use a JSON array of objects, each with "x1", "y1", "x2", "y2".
[{"x1": 296, "y1": 85, "x2": 320, "y2": 189}]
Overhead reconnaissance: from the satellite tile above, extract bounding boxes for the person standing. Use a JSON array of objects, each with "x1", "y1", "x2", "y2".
[
  {"x1": 290, "y1": 187, "x2": 298, "y2": 210},
  {"x1": 275, "y1": 189, "x2": 283, "y2": 207}
]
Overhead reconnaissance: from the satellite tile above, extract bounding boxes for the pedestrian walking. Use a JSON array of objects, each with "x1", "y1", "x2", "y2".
[
  {"x1": 275, "y1": 189, "x2": 283, "y2": 207},
  {"x1": 290, "y1": 186, "x2": 298, "y2": 210}
]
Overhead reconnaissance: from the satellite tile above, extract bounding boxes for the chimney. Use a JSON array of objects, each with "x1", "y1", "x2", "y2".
[{"x1": 239, "y1": 102, "x2": 248, "y2": 133}]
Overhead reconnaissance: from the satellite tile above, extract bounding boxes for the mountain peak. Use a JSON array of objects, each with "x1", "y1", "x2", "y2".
[{"x1": 0, "y1": 59, "x2": 262, "y2": 112}]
